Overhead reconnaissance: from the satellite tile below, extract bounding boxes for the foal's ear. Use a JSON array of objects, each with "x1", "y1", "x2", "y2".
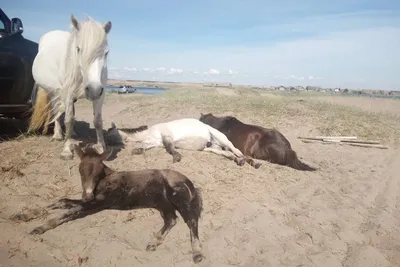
[
  {"x1": 104, "y1": 21, "x2": 112, "y2": 34},
  {"x1": 73, "y1": 144, "x2": 85, "y2": 160},
  {"x1": 71, "y1": 14, "x2": 80, "y2": 31},
  {"x1": 99, "y1": 147, "x2": 113, "y2": 161}
]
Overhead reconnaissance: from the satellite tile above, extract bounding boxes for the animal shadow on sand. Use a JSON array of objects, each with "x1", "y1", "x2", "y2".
[{"x1": 70, "y1": 120, "x2": 124, "y2": 161}]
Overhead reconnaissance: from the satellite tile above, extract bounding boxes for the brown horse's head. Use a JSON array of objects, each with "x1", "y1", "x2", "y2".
[
  {"x1": 73, "y1": 144, "x2": 113, "y2": 202},
  {"x1": 199, "y1": 112, "x2": 215, "y2": 123}
]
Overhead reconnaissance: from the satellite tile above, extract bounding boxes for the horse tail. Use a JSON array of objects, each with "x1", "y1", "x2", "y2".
[
  {"x1": 28, "y1": 86, "x2": 52, "y2": 134},
  {"x1": 286, "y1": 149, "x2": 317, "y2": 171},
  {"x1": 205, "y1": 125, "x2": 244, "y2": 158},
  {"x1": 119, "y1": 125, "x2": 149, "y2": 134}
]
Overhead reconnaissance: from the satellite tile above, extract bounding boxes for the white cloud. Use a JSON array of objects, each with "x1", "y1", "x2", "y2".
[
  {"x1": 204, "y1": 68, "x2": 220, "y2": 75},
  {"x1": 228, "y1": 69, "x2": 239, "y2": 75},
  {"x1": 156, "y1": 67, "x2": 166, "y2": 72},
  {"x1": 166, "y1": 68, "x2": 183, "y2": 74},
  {"x1": 123, "y1": 67, "x2": 137, "y2": 72}
]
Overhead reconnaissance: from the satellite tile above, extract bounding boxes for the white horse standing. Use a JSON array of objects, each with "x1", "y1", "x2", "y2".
[
  {"x1": 28, "y1": 15, "x2": 112, "y2": 160},
  {"x1": 105, "y1": 118, "x2": 261, "y2": 168}
]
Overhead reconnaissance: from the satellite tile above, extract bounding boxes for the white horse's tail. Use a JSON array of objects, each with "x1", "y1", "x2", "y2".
[
  {"x1": 28, "y1": 86, "x2": 53, "y2": 134},
  {"x1": 205, "y1": 125, "x2": 244, "y2": 157}
]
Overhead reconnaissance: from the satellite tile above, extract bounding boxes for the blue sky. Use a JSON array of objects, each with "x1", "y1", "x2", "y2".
[{"x1": 4, "y1": 1, "x2": 400, "y2": 89}]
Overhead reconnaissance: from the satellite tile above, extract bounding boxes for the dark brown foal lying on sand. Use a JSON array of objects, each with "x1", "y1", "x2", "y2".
[
  {"x1": 199, "y1": 113, "x2": 317, "y2": 171},
  {"x1": 24, "y1": 144, "x2": 205, "y2": 263}
]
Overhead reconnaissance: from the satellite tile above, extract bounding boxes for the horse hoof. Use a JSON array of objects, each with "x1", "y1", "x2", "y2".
[
  {"x1": 237, "y1": 159, "x2": 246, "y2": 166},
  {"x1": 92, "y1": 143, "x2": 105, "y2": 154},
  {"x1": 193, "y1": 252, "x2": 205, "y2": 263},
  {"x1": 60, "y1": 152, "x2": 73, "y2": 160},
  {"x1": 146, "y1": 243, "x2": 157, "y2": 251},
  {"x1": 173, "y1": 154, "x2": 182, "y2": 163},
  {"x1": 131, "y1": 148, "x2": 144, "y2": 155},
  {"x1": 30, "y1": 227, "x2": 45, "y2": 235},
  {"x1": 254, "y1": 163, "x2": 262, "y2": 169},
  {"x1": 51, "y1": 136, "x2": 63, "y2": 141}
]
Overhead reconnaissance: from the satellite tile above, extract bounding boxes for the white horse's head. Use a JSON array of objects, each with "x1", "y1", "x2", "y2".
[{"x1": 70, "y1": 15, "x2": 112, "y2": 101}]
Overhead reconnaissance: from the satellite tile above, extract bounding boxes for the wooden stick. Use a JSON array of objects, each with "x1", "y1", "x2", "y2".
[
  {"x1": 298, "y1": 137, "x2": 325, "y2": 141},
  {"x1": 298, "y1": 136, "x2": 381, "y2": 145},
  {"x1": 301, "y1": 139, "x2": 388, "y2": 149},
  {"x1": 347, "y1": 143, "x2": 388, "y2": 149},
  {"x1": 340, "y1": 139, "x2": 381, "y2": 145},
  {"x1": 298, "y1": 136, "x2": 357, "y2": 141},
  {"x1": 316, "y1": 136, "x2": 358, "y2": 140},
  {"x1": 322, "y1": 138, "x2": 341, "y2": 143}
]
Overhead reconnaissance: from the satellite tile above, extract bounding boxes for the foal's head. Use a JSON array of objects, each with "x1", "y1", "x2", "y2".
[
  {"x1": 70, "y1": 15, "x2": 112, "y2": 101},
  {"x1": 73, "y1": 144, "x2": 113, "y2": 202}
]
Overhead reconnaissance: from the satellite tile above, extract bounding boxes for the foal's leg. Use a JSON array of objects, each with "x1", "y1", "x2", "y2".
[
  {"x1": 60, "y1": 96, "x2": 75, "y2": 160},
  {"x1": 46, "y1": 198, "x2": 83, "y2": 210},
  {"x1": 168, "y1": 191, "x2": 204, "y2": 263},
  {"x1": 146, "y1": 206, "x2": 178, "y2": 251},
  {"x1": 175, "y1": 205, "x2": 204, "y2": 263},
  {"x1": 91, "y1": 94, "x2": 106, "y2": 154},
  {"x1": 30, "y1": 203, "x2": 105, "y2": 235},
  {"x1": 162, "y1": 136, "x2": 182, "y2": 163}
]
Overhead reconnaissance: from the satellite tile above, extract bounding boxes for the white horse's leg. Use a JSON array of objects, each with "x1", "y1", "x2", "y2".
[
  {"x1": 203, "y1": 147, "x2": 237, "y2": 160},
  {"x1": 60, "y1": 97, "x2": 75, "y2": 160},
  {"x1": 52, "y1": 116, "x2": 63, "y2": 141},
  {"x1": 131, "y1": 142, "x2": 159, "y2": 155},
  {"x1": 91, "y1": 94, "x2": 106, "y2": 154}
]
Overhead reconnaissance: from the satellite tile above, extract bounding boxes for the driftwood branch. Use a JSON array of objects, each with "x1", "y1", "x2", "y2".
[{"x1": 298, "y1": 136, "x2": 388, "y2": 149}]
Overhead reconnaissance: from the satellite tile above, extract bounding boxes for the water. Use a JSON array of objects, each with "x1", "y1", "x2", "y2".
[{"x1": 105, "y1": 86, "x2": 166, "y2": 95}]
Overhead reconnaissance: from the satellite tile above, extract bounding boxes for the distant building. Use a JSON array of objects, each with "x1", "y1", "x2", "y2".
[
  {"x1": 388, "y1": 90, "x2": 400, "y2": 97},
  {"x1": 202, "y1": 82, "x2": 233, "y2": 88}
]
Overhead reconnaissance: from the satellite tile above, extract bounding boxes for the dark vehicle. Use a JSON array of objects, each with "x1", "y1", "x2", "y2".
[{"x1": 0, "y1": 8, "x2": 38, "y2": 121}]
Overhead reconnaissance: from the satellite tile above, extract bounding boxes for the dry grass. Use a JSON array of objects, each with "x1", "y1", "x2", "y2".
[{"x1": 105, "y1": 87, "x2": 400, "y2": 146}]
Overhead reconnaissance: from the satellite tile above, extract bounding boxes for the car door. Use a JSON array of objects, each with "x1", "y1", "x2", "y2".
[{"x1": 0, "y1": 9, "x2": 38, "y2": 106}]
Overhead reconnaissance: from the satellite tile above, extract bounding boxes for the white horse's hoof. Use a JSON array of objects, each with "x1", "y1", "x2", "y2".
[
  {"x1": 52, "y1": 136, "x2": 64, "y2": 141},
  {"x1": 92, "y1": 143, "x2": 105, "y2": 154},
  {"x1": 60, "y1": 151, "x2": 73, "y2": 160}
]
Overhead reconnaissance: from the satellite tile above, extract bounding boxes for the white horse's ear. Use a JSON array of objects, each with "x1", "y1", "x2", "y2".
[
  {"x1": 71, "y1": 14, "x2": 80, "y2": 31},
  {"x1": 104, "y1": 21, "x2": 112, "y2": 34}
]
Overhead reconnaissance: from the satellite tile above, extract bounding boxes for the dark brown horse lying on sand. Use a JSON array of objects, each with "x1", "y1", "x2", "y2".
[
  {"x1": 199, "y1": 113, "x2": 316, "y2": 171},
  {"x1": 17, "y1": 144, "x2": 205, "y2": 263}
]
